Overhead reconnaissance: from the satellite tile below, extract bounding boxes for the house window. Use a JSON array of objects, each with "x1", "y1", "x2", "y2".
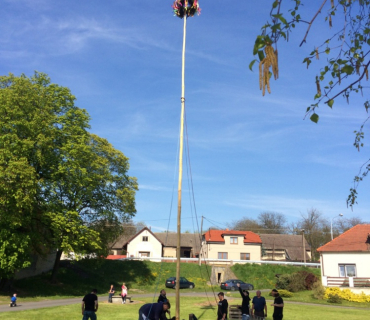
[
  {"x1": 142, "y1": 236, "x2": 148, "y2": 242},
  {"x1": 139, "y1": 252, "x2": 150, "y2": 257},
  {"x1": 218, "y1": 252, "x2": 228, "y2": 259},
  {"x1": 240, "y1": 253, "x2": 250, "y2": 260},
  {"x1": 230, "y1": 237, "x2": 238, "y2": 244},
  {"x1": 339, "y1": 264, "x2": 356, "y2": 277}
]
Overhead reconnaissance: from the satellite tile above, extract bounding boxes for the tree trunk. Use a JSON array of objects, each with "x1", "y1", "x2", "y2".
[{"x1": 50, "y1": 249, "x2": 63, "y2": 283}]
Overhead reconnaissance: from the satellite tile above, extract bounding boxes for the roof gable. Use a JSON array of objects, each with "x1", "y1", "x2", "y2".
[
  {"x1": 203, "y1": 229, "x2": 262, "y2": 244},
  {"x1": 123, "y1": 227, "x2": 164, "y2": 247},
  {"x1": 317, "y1": 224, "x2": 370, "y2": 252}
]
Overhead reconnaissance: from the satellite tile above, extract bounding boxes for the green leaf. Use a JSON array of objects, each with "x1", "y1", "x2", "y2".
[
  {"x1": 249, "y1": 59, "x2": 257, "y2": 71},
  {"x1": 258, "y1": 50, "x2": 265, "y2": 61},
  {"x1": 342, "y1": 65, "x2": 354, "y2": 75},
  {"x1": 327, "y1": 99, "x2": 334, "y2": 108},
  {"x1": 310, "y1": 113, "x2": 319, "y2": 123}
]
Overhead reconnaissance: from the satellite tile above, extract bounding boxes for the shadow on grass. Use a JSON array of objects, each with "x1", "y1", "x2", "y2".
[{"x1": 11, "y1": 259, "x2": 156, "y2": 298}]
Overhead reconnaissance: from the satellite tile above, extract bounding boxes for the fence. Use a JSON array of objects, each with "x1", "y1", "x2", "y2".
[
  {"x1": 326, "y1": 277, "x2": 370, "y2": 287},
  {"x1": 119, "y1": 256, "x2": 320, "y2": 267}
]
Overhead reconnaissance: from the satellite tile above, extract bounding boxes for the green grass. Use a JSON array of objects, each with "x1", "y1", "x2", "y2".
[
  {"x1": 0, "y1": 296, "x2": 369, "y2": 320},
  {"x1": 226, "y1": 289, "x2": 370, "y2": 308},
  {"x1": 232, "y1": 263, "x2": 321, "y2": 289},
  {"x1": 0, "y1": 259, "x2": 213, "y2": 303}
]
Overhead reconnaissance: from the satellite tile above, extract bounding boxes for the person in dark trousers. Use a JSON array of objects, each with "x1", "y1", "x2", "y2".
[
  {"x1": 138, "y1": 301, "x2": 170, "y2": 320},
  {"x1": 251, "y1": 290, "x2": 267, "y2": 319},
  {"x1": 217, "y1": 292, "x2": 228, "y2": 320},
  {"x1": 270, "y1": 289, "x2": 284, "y2": 320},
  {"x1": 9, "y1": 293, "x2": 17, "y2": 307},
  {"x1": 82, "y1": 289, "x2": 98, "y2": 320},
  {"x1": 157, "y1": 289, "x2": 171, "y2": 318},
  {"x1": 108, "y1": 284, "x2": 115, "y2": 303},
  {"x1": 236, "y1": 283, "x2": 250, "y2": 320}
]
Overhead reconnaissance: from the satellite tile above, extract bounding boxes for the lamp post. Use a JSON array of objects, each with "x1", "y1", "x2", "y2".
[{"x1": 330, "y1": 213, "x2": 344, "y2": 240}]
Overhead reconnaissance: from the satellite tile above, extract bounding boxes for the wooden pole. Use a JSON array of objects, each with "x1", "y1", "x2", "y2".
[
  {"x1": 176, "y1": 13, "x2": 187, "y2": 320},
  {"x1": 302, "y1": 230, "x2": 306, "y2": 264},
  {"x1": 198, "y1": 216, "x2": 203, "y2": 266}
]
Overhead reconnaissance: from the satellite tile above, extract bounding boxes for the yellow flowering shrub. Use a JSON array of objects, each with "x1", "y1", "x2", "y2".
[{"x1": 324, "y1": 287, "x2": 370, "y2": 303}]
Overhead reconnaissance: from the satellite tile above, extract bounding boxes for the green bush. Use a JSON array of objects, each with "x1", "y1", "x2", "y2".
[
  {"x1": 276, "y1": 274, "x2": 291, "y2": 290},
  {"x1": 288, "y1": 272, "x2": 307, "y2": 292},
  {"x1": 269, "y1": 289, "x2": 293, "y2": 298},
  {"x1": 276, "y1": 271, "x2": 319, "y2": 292},
  {"x1": 327, "y1": 293, "x2": 342, "y2": 304},
  {"x1": 312, "y1": 281, "x2": 325, "y2": 300}
]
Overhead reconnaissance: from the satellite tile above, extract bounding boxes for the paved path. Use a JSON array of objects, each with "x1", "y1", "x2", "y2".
[{"x1": 1, "y1": 292, "x2": 369, "y2": 313}]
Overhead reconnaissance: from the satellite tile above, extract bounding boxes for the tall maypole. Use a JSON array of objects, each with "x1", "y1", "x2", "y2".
[{"x1": 171, "y1": 1, "x2": 201, "y2": 319}]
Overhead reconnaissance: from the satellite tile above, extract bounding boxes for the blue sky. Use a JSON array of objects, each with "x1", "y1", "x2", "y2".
[{"x1": 1, "y1": 0, "x2": 369, "y2": 232}]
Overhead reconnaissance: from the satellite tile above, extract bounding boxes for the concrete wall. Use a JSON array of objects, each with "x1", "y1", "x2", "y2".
[
  {"x1": 204, "y1": 235, "x2": 261, "y2": 261},
  {"x1": 163, "y1": 247, "x2": 176, "y2": 257},
  {"x1": 15, "y1": 253, "x2": 56, "y2": 280},
  {"x1": 321, "y1": 252, "x2": 370, "y2": 278},
  {"x1": 126, "y1": 229, "x2": 162, "y2": 258}
]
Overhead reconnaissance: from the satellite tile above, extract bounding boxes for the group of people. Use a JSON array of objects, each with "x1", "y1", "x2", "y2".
[
  {"x1": 81, "y1": 283, "x2": 284, "y2": 320},
  {"x1": 216, "y1": 283, "x2": 284, "y2": 320},
  {"x1": 108, "y1": 282, "x2": 127, "y2": 304}
]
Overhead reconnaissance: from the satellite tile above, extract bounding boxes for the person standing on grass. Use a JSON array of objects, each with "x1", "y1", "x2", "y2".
[
  {"x1": 82, "y1": 289, "x2": 98, "y2": 320},
  {"x1": 158, "y1": 289, "x2": 171, "y2": 318},
  {"x1": 108, "y1": 284, "x2": 115, "y2": 303},
  {"x1": 270, "y1": 289, "x2": 284, "y2": 320},
  {"x1": 217, "y1": 292, "x2": 228, "y2": 320},
  {"x1": 251, "y1": 290, "x2": 267, "y2": 319},
  {"x1": 121, "y1": 282, "x2": 127, "y2": 304},
  {"x1": 236, "y1": 283, "x2": 250, "y2": 320}
]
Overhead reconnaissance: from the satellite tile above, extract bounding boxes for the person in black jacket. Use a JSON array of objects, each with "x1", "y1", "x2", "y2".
[
  {"x1": 236, "y1": 283, "x2": 250, "y2": 320},
  {"x1": 157, "y1": 290, "x2": 171, "y2": 318},
  {"x1": 217, "y1": 292, "x2": 228, "y2": 320}
]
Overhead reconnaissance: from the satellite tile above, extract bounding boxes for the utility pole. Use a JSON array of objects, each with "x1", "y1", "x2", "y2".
[
  {"x1": 302, "y1": 229, "x2": 306, "y2": 264},
  {"x1": 198, "y1": 216, "x2": 203, "y2": 266}
]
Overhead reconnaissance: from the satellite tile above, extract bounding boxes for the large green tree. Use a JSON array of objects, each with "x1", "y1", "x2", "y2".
[
  {"x1": 251, "y1": 0, "x2": 370, "y2": 206},
  {"x1": 0, "y1": 72, "x2": 138, "y2": 283}
]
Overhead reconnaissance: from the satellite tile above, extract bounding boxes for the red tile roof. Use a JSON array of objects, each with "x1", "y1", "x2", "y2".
[
  {"x1": 106, "y1": 255, "x2": 126, "y2": 260},
  {"x1": 203, "y1": 230, "x2": 262, "y2": 244},
  {"x1": 317, "y1": 224, "x2": 370, "y2": 252}
]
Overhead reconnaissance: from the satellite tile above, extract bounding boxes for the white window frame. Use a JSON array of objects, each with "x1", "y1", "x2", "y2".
[{"x1": 338, "y1": 264, "x2": 356, "y2": 277}]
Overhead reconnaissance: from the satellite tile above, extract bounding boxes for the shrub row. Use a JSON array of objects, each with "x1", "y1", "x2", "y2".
[
  {"x1": 324, "y1": 287, "x2": 370, "y2": 303},
  {"x1": 276, "y1": 271, "x2": 318, "y2": 292}
]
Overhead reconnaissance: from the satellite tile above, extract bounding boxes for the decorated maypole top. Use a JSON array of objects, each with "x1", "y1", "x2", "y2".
[{"x1": 172, "y1": 0, "x2": 201, "y2": 18}]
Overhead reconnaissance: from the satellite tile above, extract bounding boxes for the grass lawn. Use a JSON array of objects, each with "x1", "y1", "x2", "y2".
[
  {"x1": 0, "y1": 296, "x2": 369, "y2": 320},
  {"x1": 225, "y1": 289, "x2": 370, "y2": 308},
  {"x1": 0, "y1": 260, "x2": 213, "y2": 303}
]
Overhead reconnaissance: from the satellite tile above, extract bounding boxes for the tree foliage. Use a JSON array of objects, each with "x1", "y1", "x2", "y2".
[
  {"x1": 252, "y1": 0, "x2": 370, "y2": 207},
  {"x1": 0, "y1": 72, "x2": 138, "y2": 282},
  {"x1": 230, "y1": 211, "x2": 287, "y2": 234}
]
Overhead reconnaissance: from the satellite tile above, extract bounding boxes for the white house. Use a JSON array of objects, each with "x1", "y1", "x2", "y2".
[
  {"x1": 201, "y1": 229, "x2": 262, "y2": 263},
  {"x1": 123, "y1": 227, "x2": 163, "y2": 258},
  {"x1": 317, "y1": 224, "x2": 370, "y2": 292}
]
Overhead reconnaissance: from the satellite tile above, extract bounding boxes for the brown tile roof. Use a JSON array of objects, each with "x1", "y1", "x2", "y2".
[
  {"x1": 110, "y1": 234, "x2": 133, "y2": 249},
  {"x1": 154, "y1": 233, "x2": 201, "y2": 253},
  {"x1": 203, "y1": 230, "x2": 262, "y2": 244},
  {"x1": 260, "y1": 234, "x2": 311, "y2": 261},
  {"x1": 317, "y1": 224, "x2": 370, "y2": 252}
]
